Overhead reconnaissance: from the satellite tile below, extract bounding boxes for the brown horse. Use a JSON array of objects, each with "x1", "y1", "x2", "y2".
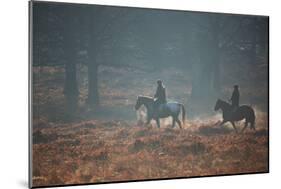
[
  {"x1": 135, "y1": 96, "x2": 185, "y2": 129},
  {"x1": 214, "y1": 99, "x2": 255, "y2": 133}
]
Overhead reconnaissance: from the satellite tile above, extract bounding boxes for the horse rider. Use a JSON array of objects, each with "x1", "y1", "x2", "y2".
[
  {"x1": 153, "y1": 80, "x2": 167, "y2": 116},
  {"x1": 230, "y1": 85, "x2": 240, "y2": 113}
]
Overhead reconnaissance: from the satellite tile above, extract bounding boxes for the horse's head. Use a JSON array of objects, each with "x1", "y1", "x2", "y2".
[
  {"x1": 135, "y1": 96, "x2": 142, "y2": 110},
  {"x1": 214, "y1": 99, "x2": 222, "y2": 111},
  {"x1": 135, "y1": 95, "x2": 153, "y2": 110}
]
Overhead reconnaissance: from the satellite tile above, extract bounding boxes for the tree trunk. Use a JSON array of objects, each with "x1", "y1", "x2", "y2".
[
  {"x1": 87, "y1": 63, "x2": 100, "y2": 107},
  {"x1": 190, "y1": 47, "x2": 217, "y2": 116},
  {"x1": 211, "y1": 17, "x2": 221, "y2": 94},
  {"x1": 249, "y1": 18, "x2": 258, "y2": 64},
  {"x1": 191, "y1": 41, "x2": 221, "y2": 100},
  {"x1": 213, "y1": 60, "x2": 221, "y2": 92},
  {"x1": 64, "y1": 60, "x2": 78, "y2": 113},
  {"x1": 212, "y1": 43, "x2": 221, "y2": 93},
  {"x1": 63, "y1": 8, "x2": 79, "y2": 115},
  {"x1": 264, "y1": 18, "x2": 269, "y2": 62},
  {"x1": 189, "y1": 17, "x2": 221, "y2": 116}
]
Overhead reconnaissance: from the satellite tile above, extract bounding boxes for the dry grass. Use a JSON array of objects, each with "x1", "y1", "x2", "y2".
[
  {"x1": 32, "y1": 114, "x2": 268, "y2": 187},
  {"x1": 32, "y1": 65, "x2": 268, "y2": 187}
]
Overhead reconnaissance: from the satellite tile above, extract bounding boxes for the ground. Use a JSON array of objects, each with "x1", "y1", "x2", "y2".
[
  {"x1": 32, "y1": 64, "x2": 268, "y2": 187},
  {"x1": 32, "y1": 115, "x2": 268, "y2": 187}
]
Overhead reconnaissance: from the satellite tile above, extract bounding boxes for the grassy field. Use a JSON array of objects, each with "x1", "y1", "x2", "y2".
[
  {"x1": 32, "y1": 115, "x2": 268, "y2": 187},
  {"x1": 32, "y1": 64, "x2": 268, "y2": 187}
]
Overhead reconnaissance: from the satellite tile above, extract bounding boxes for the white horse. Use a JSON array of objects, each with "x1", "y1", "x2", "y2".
[{"x1": 135, "y1": 96, "x2": 185, "y2": 129}]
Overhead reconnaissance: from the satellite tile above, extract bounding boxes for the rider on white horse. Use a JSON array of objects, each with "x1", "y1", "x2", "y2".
[{"x1": 153, "y1": 80, "x2": 167, "y2": 116}]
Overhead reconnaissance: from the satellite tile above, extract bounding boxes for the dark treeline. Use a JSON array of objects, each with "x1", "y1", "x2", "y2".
[{"x1": 32, "y1": 2, "x2": 268, "y2": 116}]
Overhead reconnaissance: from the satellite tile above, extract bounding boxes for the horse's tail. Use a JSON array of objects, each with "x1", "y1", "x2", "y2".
[
  {"x1": 251, "y1": 108, "x2": 256, "y2": 130},
  {"x1": 180, "y1": 103, "x2": 186, "y2": 125}
]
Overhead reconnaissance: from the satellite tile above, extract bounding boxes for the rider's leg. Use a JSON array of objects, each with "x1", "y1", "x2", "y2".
[{"x1": 153, "y1": 99, "x2": 160, "y2": 117}]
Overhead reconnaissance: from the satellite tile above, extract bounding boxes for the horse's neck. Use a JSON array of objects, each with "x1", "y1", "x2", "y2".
[
  {"x1": 221, "y1": 102, "x2": 231, "y2": 113},
  {"x1": 143, "y1": 99, "x2": 153, "y2": 110}
]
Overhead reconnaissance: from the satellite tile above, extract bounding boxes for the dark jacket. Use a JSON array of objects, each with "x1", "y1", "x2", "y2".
[
  {"x1": 230, "y1": 88, "x2": 240, "y2": 107},
  {"x1": 154, "y1": 85, "x2": 167, "y2": 104}
]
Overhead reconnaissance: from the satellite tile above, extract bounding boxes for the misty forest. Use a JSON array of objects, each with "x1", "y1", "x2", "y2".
[{"x1": 32, "y1": 2, "x2": 269, "y2": 187}]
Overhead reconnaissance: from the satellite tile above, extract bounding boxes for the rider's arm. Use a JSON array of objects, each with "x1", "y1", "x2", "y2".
[{"x1": 230, "y1": 92, "x2": 234, "y2": 101}]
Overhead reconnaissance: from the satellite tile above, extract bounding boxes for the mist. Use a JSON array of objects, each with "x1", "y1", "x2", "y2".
[
  {"x1": 33, "y1": 2, "x2": 268, "y2": 122},
  {"x1": 31, "y1": 2, "x2": 269, "y2": 187}
]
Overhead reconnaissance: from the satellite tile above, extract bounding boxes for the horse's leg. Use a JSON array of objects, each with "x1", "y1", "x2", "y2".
[
  {"x1": 156, "y1": 118, "x2": 160, "y2": 128},
  {"x1": 172, "y1": 117, "x2": 176, "y2": 128},
  {"x1": 145, "y1": 117, "x2": 152, "y2": 126},
  {"x1": 241, "y1": 121, "x2": 248, "y2": 133},
  {"x1": 250, "y1": 120, "x2": 256, "y2": 131},
  {"x1": 231, "y1": 121, "x2": 238, "y2": 133},
  {"x1": 251, "y1": 122, "x2": 256, "y2": 131},
  {"x1": 175, "y1": 118, "x2": 182, "y2": 129},
  {"x1": 213, "y1": 120, "x2": 222, "y2": 127},
  {"x1": 219, "y1": 120, "x2": 227, "y2": 127}
]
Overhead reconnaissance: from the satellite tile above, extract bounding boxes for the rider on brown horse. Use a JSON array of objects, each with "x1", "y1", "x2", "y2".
[{"x1": 153, "y1": 80, "x2": 167, "y2": 116}]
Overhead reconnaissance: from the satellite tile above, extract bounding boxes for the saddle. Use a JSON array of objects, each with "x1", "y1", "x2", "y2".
[
  {"x1": 153, "y1": 103, "x2": 167, "y2": 116},
  {"x1": 232, "y1": 106, "x2": 238, "y2": 113},
  {"x1": 157, "y1": 104, "x2": 167, "y2": 112},
  {"x1": 228, "y1": 106, "x2": 239, "y2": 119}
]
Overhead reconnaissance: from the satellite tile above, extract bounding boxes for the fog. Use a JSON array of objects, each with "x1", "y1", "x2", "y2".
[{"x1": 32, "y1": 2, "x2": 268, "y2": 121}]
